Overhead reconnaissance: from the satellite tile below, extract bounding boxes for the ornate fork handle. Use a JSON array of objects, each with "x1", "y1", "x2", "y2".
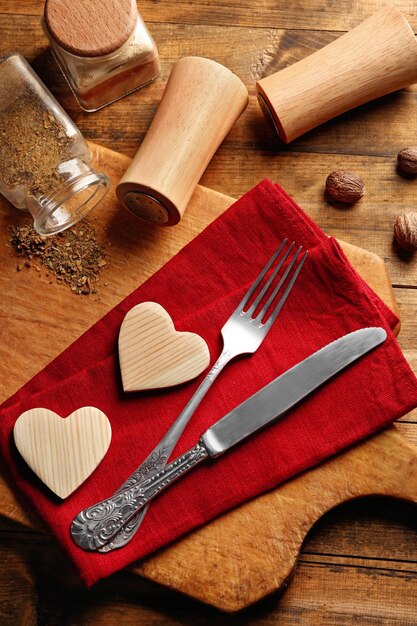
[
  {"x1": 71, "y1": 441, "x2": 209, "y2": 551},
  {"x1": 96, "y1": 349, "x2": 235, "y2": 552}
]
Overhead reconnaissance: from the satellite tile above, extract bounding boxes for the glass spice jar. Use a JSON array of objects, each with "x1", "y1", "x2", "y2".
[
  {"x1": 0, "y1": 52, "x2": 110, "y2": 235},
  {"x1": 42, "y1": 0, "x2": 160, "y2": 112}
]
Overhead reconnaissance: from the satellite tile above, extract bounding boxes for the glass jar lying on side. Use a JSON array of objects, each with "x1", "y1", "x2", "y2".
[
  {"x1": 0, "y1": 53, "x2": 110, "y2": 235},
  {"x1": 42, "y1": 0, "x2": 160, "y2": 112}
]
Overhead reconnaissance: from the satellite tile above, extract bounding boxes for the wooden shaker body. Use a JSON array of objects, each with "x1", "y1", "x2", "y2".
[
  {"x1": 256, "y1": 5, "x2": 417, "y2": 143},
  {"x1": 117, "y1": 57, "x2": 248, "y2": 225}
]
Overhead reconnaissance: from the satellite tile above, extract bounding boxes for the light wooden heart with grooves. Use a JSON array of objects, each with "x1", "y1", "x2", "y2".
[
  {"x1": 119, "y1": 302, "x2": 210, "y2": 391},
  {"x1": 13, "y1": 407, "x2": 112, "y2": 499}
]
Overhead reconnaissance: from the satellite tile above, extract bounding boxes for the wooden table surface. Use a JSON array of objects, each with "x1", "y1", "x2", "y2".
[{"x1": 2, "y1": 1, "x2": 417, "y2": 624}]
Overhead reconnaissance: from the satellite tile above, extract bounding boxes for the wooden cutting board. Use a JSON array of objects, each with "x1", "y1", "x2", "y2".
[{"x1": 0, "y1": 142, "x2": 412, "y2": 613}]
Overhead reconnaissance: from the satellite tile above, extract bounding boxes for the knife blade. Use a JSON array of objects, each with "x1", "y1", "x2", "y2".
[{"x1": 71, "y1": 327, "x2": 387, "y2": 551}]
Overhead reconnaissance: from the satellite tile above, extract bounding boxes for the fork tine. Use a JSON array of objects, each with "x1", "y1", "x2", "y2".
[
  {"x1": 246, "y1": 241, "x2": 295, "y2": 316},
  {"x1": 262, "y1": 249, "x2": 308, "y2": 329},
  {"x1": 256, "y1": 244, "x2": 303, "y2": 320},
  {"x1": 236, "y1": 238, "x2": 288, "y2": 312}
]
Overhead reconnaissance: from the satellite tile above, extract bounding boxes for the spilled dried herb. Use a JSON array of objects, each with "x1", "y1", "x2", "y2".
[{"x1": 9, "y1": 218, "x2": 108, "y2": 295}]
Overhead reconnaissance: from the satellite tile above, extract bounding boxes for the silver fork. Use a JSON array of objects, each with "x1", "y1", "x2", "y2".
[{"x1": 71, "y1": 239, "x2": 308, "y2": 552}]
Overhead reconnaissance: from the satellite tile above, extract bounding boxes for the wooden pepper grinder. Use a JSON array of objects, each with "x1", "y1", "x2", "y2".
[
  {"x1": 256, "y1": 5, "x2": 417, "y2": 143},
  {"x1": 116, "y1": 57, "x2": 248, "y2": 225}
]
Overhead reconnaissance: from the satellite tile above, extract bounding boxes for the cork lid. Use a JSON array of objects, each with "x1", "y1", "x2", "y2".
[{"x1": 44, "y1": 0, "x2": 138, "y2": 57}]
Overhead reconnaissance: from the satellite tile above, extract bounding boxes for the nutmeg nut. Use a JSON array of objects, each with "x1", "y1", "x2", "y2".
[
  {"x1": 394, "y1": 212, "x2": 417, "y2": 251},
  {"x1": 397, "y1": 147, "x2": 417, "y2": 174},
  {"x1": 325, "y1": 170, "x2": 365, "y2": 203}
]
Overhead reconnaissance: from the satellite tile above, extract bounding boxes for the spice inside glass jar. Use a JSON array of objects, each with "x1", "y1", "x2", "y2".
[
  {"x1": 0, "y1": 52, "x2": 110, "y2": 235},
  {"x1": 42, "y1": 0, "x2": 160, "y2": 112}
]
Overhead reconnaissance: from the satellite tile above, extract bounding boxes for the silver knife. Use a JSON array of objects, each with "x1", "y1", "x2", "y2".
[{"x1": 71, "y1": 326, "x2": 387, "y2": 551}]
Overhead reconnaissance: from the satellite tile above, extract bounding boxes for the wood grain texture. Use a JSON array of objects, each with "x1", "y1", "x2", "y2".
[
  {"x1": 117, "y1": 57, "x2": 248, "y2": 224},
  {"x1": 0, "y1": 141, "x2": 405, "y2": 612},
  {"x1": 4, "y1": 14, "x2": 417, "y2": 157},
  {"x1": 136, "y1": 426, "x2": 417, "y2": 611},
  {"x1": 2, "y1": 510, "x2": 417, "y2": 626},
  {"x1": 0, "y1": 535, "x2": 38, "y2": 626},
  {"x1": 0, "y1": 144, "x2": 235, "y2": 406},
  {"x1": 0, "y1": 144, "x2": 404, "y2": 600},
  {"x1": 200, "y1": 150, "x2": 417, "y2": 287},
  {"x1": 0, "y1": 143, "x2": 399, "y2": 415},
  {"x1": 119, "y1": 302, "x2": 210, "y2": 391},
  {"x1": 44, "y1": 0, "x2": 137, "y2": 57},
  {"x1": 1, "y1": 0, "x2": 417, "y2": 623},
  {"x1": 337, "y1": 239, "x2": 400, "y2": 330},
  {"x1": 13, "y1": 407, "x2": 112, "y2": 499},
  {"x1": 256, "y1": 6, "x2": 417, "y2": 142},
  {"x1": 3, "y1": 0, "x2": 417, "y2": 32}
]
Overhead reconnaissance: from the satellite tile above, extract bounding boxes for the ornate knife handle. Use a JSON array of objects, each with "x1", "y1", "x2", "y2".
[{"x1": 71, "y1": 441, "x2": 209, "y2": 551}]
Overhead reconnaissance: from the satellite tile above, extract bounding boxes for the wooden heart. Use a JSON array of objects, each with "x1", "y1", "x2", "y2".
[
  {"x1": 13, "y1": 407, "x2": 112, "y2": 499},
  {"x1": 119, "y1": 302, "x2": 210, "y2": 391}
]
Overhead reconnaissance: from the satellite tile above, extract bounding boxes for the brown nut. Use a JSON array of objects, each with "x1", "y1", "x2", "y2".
[
  {"x1": 397, "y1": 147, "x2": 417, "y2": 174},
  {"x1": 325, "y1": 170, "x2": 365, "y2": 203},
  {"x1": 394, "y1": 212, "x2": 417, "y2": 251}
]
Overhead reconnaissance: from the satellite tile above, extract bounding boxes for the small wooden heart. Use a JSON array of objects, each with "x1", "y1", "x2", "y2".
[
  {"x1": 13, "y1": 407, "x2": 112, "y2": 499},
  {"x1": 119, "y1": 302, "x2": 210, "y2": 391}
]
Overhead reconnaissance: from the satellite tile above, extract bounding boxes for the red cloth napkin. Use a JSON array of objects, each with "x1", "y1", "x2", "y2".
[{"x1": 0, "y1": 179, "x2": 416, "y2": 586}]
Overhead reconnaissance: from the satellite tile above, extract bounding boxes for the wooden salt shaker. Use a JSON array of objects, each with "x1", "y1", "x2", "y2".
[
  {"x1": 116, "y1": 57, "x2": 248, "y2": 225},
  {"x1": 256, "y1": 5, "x2": 417, "y2": 143}
]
